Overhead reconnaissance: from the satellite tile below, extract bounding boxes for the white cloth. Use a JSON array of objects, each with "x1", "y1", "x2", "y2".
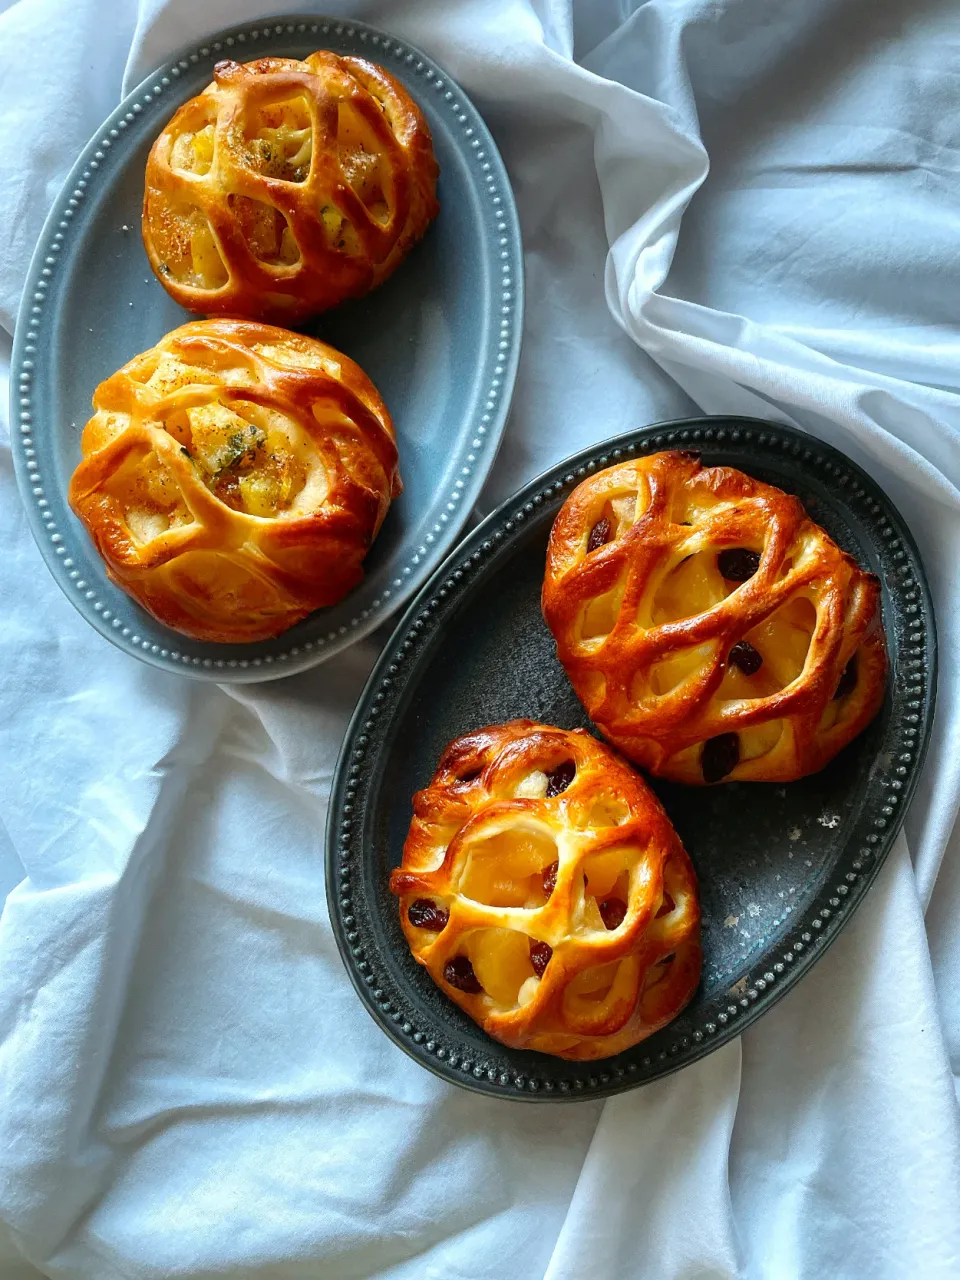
[{"x1": 1, "y1": 1, "x2": 959, "y2": 1276}]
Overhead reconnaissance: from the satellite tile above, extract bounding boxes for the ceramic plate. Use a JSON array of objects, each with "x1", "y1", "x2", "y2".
[
  {"x1": 10, "y1": 15, "x2": 522, "y2": 681},
  {"x1": 327, "y1": 417, "x2": 936, "y2": 1101}
]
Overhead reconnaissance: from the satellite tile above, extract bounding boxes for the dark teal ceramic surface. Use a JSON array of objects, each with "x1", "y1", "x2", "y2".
[
  {"x1": 327, "y1": 417, "x2": 937, "y2": 1101},
  {"x1": 10, "y1": 16, "x2": 522, "y2": 681}
]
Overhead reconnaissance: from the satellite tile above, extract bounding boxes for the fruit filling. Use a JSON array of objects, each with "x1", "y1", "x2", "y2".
[
  {"x1": 580, "y1": 848, "x2": 633, "y2": 932},
  {"x1": 243, "y1": 97, "x2": 314, "y2": 182},
  {"x1": 458, "y1": 828, "x2": 558, "y2": 909}
]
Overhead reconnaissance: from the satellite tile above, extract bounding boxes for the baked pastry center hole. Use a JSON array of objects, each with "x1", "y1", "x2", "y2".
[
  {"x1": 580, "y1": 849, "x2": 632, "y2": 932},
  {"x1": 170, "y1": 121, "x2": 216, "y2": 175},
  {"x1": 668, "y1": 483, "x2": 724, "y2": 526},
  {"x1": 719, "y1": 596, "x2": 817, "y2": 699},
  {"x1": 562, "y1": 955, "x2": 640, "y2": 1025},
  {"x1": 740, "y1": 719, "x2": 786, "y2": 762},
  {"x1": 337, "y1": 103, "x2": 390, "y2": 225},
  {"x1": 651, "y1": 550, "x2": 731, "y2": 626},
  {"x1": 462, "y1": 928, "x2": 541, "y2": 1007},
  {"x1": 641, "y1": 952, "x2": 677, "y2": 1004},
  {"x1": 155, "y1": 205, "x2": 228, "y2": 290},
  {"x1": 244, "y1": 96, "x2": 313, "y2": 182},
  {"x1": 228, "y1": 196, "x2": 300, "y2": 266},
  {"x1": 586, "y1": 490, "x2": 643, "y2": 553},
  {"x1": 181, "y1": 400, "x2": 320, "y2": 517},
  {"x1": 512, "y1": 759, "x2": 577, "y2": 799},
  {"x1": 656, "y1": 890, "x2": 676, "y2": 919},
  {"x1": 191, "y1": 215, "x2": 228, "y2": 289},
  {"x1": 573, "y1": 793, "x2": 631, "y2": 829},
  {"x1": 578, "y1": 580, "x2": 626, "y2": 643},
  {"x1": 457, "y1": 828, "x2": 558, "y2": 908},
  {"x1": 104, "y1": 450, "x2": 193, "y2": 544},
  {"x1": 643, "y1": 641, "x2": 716, "y2": 698},
  {"x1": 698, "y1": 717, "x2": 786, "y2": 781}
]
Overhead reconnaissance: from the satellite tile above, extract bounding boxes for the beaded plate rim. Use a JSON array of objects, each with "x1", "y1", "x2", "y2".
[
  {"x1": 9, "y1": 14, "x2": 523, "y2": 682},
  {"x1": 326, "y1": 415, "x2": 937, "y2": 1101}
]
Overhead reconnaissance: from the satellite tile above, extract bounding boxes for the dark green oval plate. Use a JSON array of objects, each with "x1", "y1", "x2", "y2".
[{"x1": 327, "y1": 417, "x2": 936, "y2": 1101}]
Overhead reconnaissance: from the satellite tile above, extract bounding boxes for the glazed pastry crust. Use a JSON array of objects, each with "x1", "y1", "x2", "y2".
[
  {"x1": 143, "y1": 52, "x2": 439, "y2": 321},
  {"x1": 68, "y1": 320, "x2": 400, "y2": 643},
  {"x1": 391, "y1": 721, "x2": 701, "y2": 1061},
  {"x1": 542, "y1": 451, "x2": 887, "y2": 783}
]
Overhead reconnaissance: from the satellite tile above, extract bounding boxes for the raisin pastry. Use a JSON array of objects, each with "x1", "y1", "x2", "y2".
[
  {"x1": 542, "y1": 451, "x2": 886, "y2": 784},
  {"x1": 143, "y1": 52, "x2": 439, "y2": 322},
  {"x1": 68, "y1": 320, "x2": 400, "y2": 643},
  {"x1": 390, "y1": 721, "x2": 701, "y2": 1061}
]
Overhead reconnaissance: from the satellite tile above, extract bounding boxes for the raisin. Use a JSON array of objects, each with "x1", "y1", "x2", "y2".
[
  {"x1": 718, "y1": 548, "x2": 761, "y2": 582},
  {"x1": 833, "y1": 655, "x2": 858, "y2": 700},
  {"x1": 701, "y1": 732, "x2": 740, "y2": 783},
  {"x1": 587, "y1": 517, "x2": 612, "y2": 553},
  {"x1": 407, "y1": 899, "x2": 449, "y2": 931},
  {"x1": 530, "y1": 941, "x2": 553, "y2": 977},
  {"x1": 443, "y1": 956, "x2": 482, "y2": 993},
  {"x1": 729, "y1": 640, "x2": 763, "y2": 675},
  {"x1": 542, "y1": 861, "x2": 559, "y2": 897},
  {"x1": 655, "y1": 892, "x2": 675, "y2": 918},
  {"x1": 455, "y1": 767, "x2": 482, "y2": 785},
  {"x1": 545, "y1": 760, "x2": 576, "y2": 797},
  {"x1": 599, "y1": 898, "x2": 627, "y2": 930}
]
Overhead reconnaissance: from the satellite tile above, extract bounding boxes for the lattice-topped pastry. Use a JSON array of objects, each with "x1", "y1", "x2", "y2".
[
  {"x1": 143, "y1": 52, "x2": 439, "y2": 321},
  {"x1": 542, "y1": 450, "x2": 887, "y2": 784},
  {"x1": 68, "y1": 320, "x2": 400, "y2": 643},
  {"x1": 390, "y1": 721, "x2": 701, "y2": 1061}
]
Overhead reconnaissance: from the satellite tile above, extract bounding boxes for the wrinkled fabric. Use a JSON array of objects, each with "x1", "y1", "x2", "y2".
[{"x1": 1, "y1": 1, "x2": 959, "y2": 1277}]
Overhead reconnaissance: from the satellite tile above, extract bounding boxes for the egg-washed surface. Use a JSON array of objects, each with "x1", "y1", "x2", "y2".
[
  {"x1": 543, "y1": 451, "x2": 887, "y2": 783},
  {"x1": 329, "y1": 418, "x2": 934, "y2": 1098},
  {"x1": 143, "y1": 51, "x2": 439, "y2": 321},
  {"x1": 391, "y1": 721, "x2": 701, "y2": 1061},
  {"x1": 68, "y1": 320, "x2": 399, "y2": 643}
]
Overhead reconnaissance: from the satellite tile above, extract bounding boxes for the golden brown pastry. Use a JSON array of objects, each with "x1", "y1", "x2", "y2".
[
  {"x1": 68, "y1": 320, "x2": 400, "y2": 643},
  {"x1": 542, "y1": 450, "x2": 886, "y2": 784},
  {"x1": 390, "y1": 721, "x2": 701, "y2": 1061},
  {"x1": 142, "y1": 52, "x2": 439, "y2": 322}
]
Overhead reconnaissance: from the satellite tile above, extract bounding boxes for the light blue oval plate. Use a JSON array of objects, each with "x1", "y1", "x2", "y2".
[{"x1": 10, "y1": 15, "x2": 522, "y2": 681}]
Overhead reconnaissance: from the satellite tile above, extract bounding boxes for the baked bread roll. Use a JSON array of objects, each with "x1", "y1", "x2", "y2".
[
  {"x1": 542, "y1": 450, "x2": 886, "y2": 784},
  {"x1": 142, "y1": 52, "x2": 439, "y2": 322},
  {"x1": 391, "y1": 721, "x2": 701, "y2": 1061},
  {"x1": 68, "y1": 320, "x2": 400, "y2": 643}
]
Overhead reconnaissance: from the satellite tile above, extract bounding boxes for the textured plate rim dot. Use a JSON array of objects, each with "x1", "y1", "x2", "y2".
[
  {"x1": 326, "y1": 415, "x2": 937, "y2": 1102},
  {"x1": 10, "y1": 13, "x2": 524, "y2": 682}
]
